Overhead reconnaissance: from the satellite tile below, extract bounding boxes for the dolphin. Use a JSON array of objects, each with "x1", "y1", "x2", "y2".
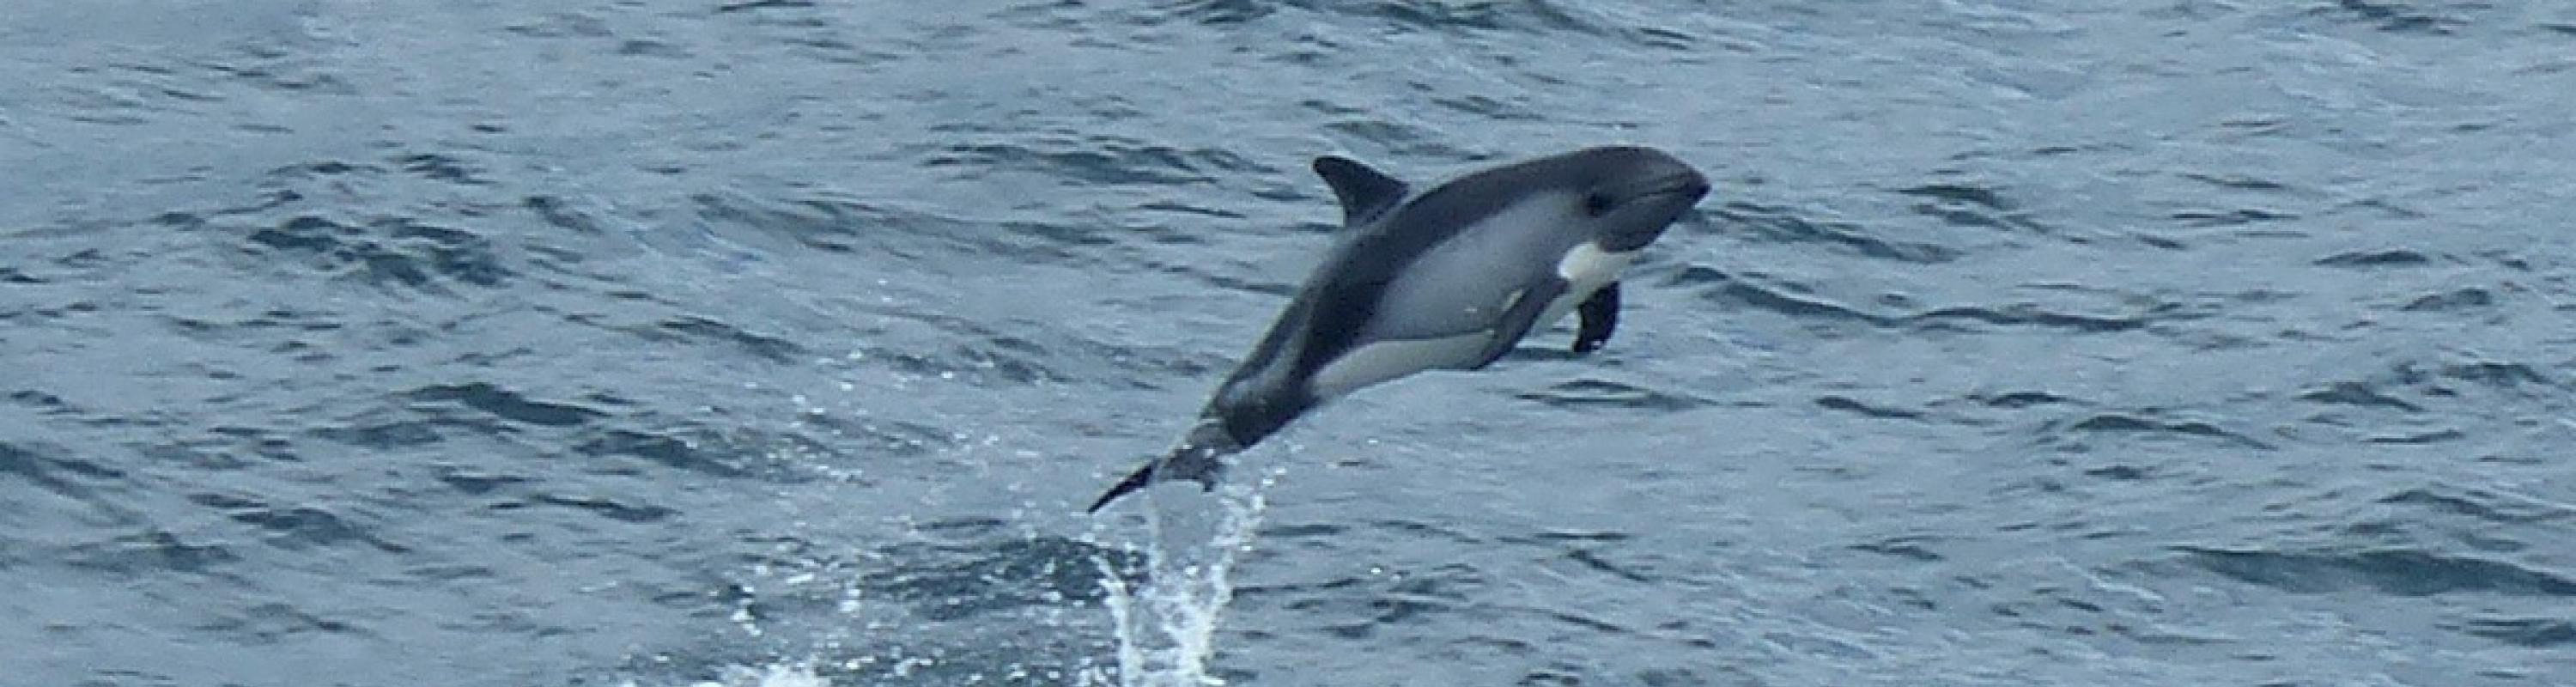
[{"x1": 1087, "y1": 145, "x2": 1710, "y2": 513}]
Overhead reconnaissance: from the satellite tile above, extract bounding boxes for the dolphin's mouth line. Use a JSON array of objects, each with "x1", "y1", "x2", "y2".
[{"x1": 1608, "y1": 173, "x2": 1712, "y2": 205}]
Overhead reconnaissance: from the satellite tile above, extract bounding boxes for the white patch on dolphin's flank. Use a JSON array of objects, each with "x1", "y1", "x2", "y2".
[
  {"x1": 1556, "y1": 242, "x2": 1636, "y2": 285},
  {"x1": 1308, "y1": 331, "x2": 1490, "y2": 400},
  {"x1": 1540, "y1": 242, "x2": 1639, "y2": 326}
]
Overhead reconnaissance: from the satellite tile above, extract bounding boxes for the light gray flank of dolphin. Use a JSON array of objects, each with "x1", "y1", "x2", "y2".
[{"x1": 1087, "y1": 146, "x2": 1710, "y2": 512}]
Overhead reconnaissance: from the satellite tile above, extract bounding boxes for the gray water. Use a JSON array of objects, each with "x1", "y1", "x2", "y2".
[{"x1": 5, "y1": 1, "x2": 2574, "y2": 685}]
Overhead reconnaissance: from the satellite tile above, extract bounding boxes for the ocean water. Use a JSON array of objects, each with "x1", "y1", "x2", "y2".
[{"x1": 4, "y1": 1, "x2": 2574, "y2": 685}]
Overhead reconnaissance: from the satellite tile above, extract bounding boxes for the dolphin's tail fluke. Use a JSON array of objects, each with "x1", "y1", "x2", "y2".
[
  {"x1": 1085, "y1": 460, "x2": 1161, "y2": 513},
  {"x1": 1084, "y1": 421, "x2": 1240, "y2": 514}
]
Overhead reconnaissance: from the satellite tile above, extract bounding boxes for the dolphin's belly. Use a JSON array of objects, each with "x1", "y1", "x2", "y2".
[
  {"x1": 1370, "y1": 258, "x2": 1541, "y2": 339},
  {"x1": 1306, "y1": 331, "x2": 1489, "y2": 400}
]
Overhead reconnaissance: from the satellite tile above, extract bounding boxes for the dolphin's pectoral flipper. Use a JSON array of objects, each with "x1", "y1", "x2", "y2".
[
  {"x1": 1572, "y1": 281, "x2": 1620, "y2": 354},
  {"x1": 1313, "y1": 156, "x2": 1411, "y2": 227},
  {"x1": 1473, "y1": 279, "x2": 1569, "y2": 368}
]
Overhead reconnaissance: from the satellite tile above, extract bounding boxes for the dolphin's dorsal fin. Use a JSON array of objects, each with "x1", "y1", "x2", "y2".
[{"x1": 1311, "y1": 155, "x2": 1409, "y2": 227}]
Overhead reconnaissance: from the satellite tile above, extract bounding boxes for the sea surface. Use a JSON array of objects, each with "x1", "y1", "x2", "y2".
[{"x1": 5, "y1": 1, "x2": 2574, "y2": 685}]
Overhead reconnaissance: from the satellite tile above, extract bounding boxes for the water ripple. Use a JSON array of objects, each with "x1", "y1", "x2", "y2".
[
  {"x1": 0, "y1": 439, "x2": 126, "y2": 501},
  {"x1": 11, "y1": 0, "x2": 2576, "y2": 684},
  {"x1": 2455, "y1": 616, "x2": 2576, "y2": 647},
  {"x1": 64, "y1": 530, "x2": 238, "y2": 575},
  {"x1": 861, "y1": 523, "x2": 1135, "y2": 622},
  {"x1": 2178, "y1": 546, "x2": 2576, "y2": 597},
  {"x1": 2045, "y1": 410, "x2": 2275, "y2": 451},
  {"x1": 1896, "y1": 182, "x2": 2056, "y2": 238},
  {"x1": 1513, "y1": 377, "x2": 1708, "y2": 412},
  {"x1": 2315, "y1": 0, "x2": 2480, "y2": 35},
  {"x1": 408, "y1": 383, "x2": 604, "y2": 428},
  {"x1": 187, "y1": 492, "x2": 409, "y2": 553},
  {"x1": 2315, "y1": 248, "x2": 2438, "y2": 268},
  {"x1": 1712, "y1": 200, "x2": 1962, "y2": 264},
  {"x1": 1674, "y1": 264, "x2": 2201, "y2": 336}
]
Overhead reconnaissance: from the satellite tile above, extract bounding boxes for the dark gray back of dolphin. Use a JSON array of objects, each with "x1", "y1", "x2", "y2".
[{"x1": 1088, "y1": 146, "x2": 1709, "y2": 512}]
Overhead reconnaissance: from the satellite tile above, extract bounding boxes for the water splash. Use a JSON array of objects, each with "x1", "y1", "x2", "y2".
[
  {"x1": 617, "y1": 661, "x2": 830, "y2": 687},
  {"x1": 1096, "y1": 481, "x2": 1268, "y2": 687}
]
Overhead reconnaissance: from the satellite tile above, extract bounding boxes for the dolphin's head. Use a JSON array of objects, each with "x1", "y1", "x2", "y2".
[{"x1": 1546, "y1": 146, "x2": 1710, "y2": 252}]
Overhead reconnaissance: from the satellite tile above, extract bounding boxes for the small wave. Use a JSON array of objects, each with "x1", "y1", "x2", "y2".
[
  {"x1": 1293, "y1": 563, "x2": 1485, "y2": 640},
  {"x1": 623, "y1": 662, "x2": 832, "y2": 687},
  {"x1": 431, "y1": 465, "x2": 528, "y2": 495},
  {"x1": 694, "y1": 193, "x2": 1149, "y2": 283},
  {"x1": 0, "y1": 439, "x2": 127, "y2": 501},
  {"x1": 310, "y1": 417, "x2": 453, "y2": 449},
  {"x1": 1145, "y1": 0, "x2": 1276, "y2": 27},
  {"x1": 2297, "y1": 359, "x2": 2564, "y2": 430},
  {"x1": 1906, "y1": 303, "x2": 2155, "y2": 334},
  {"x1": 392, "y1": 153, "x2": 490, "y2": 186},
  {"x1": 1713, "y1": 200, "x2": 1962, "y2": 264},
  {"x1": 866, "y1": 533, "x2": 1134, "y2": 622},
  {"x1": 187, "y1": 492, "x2": 409, "y2": 553},
  {"x1": 2178, "y1": 546, "x2": 2576, "y2": 597},
  {"x1": 2365, "y1": 429, "x2": 2464, "y2": 445},
  {"x1": 1814, "y1": 395, "x2": 1926, "y2": 421},
  {"x1": 924, "y1": 136, "x2": 1258, "y2": 187},
  {"x1": 2313, "y1": 248, "x2": 2436, "y2": 268},
  {"x1": 239, "y1": 214, "x2": 513, "y2": 294},
  {"x1": 2436, "y1": 360, "x2": 2558, "y2": 391},
  {"x1": 2169, "y1": 207, "x2": 2299, "y2": 228},
  {"x1": 2378, "y1": 485, "x2": 2575, "y2": 526},
  {"x1": 1513, "y1": 377, "x2": 1708, "y2": 412},
  {"x1": 1673, "y1": 265, "x2": 2202, "y2": 337},
  {"x1": 1850, "y1": 534, "x2": 1947, "y2": 562},
  {"x1": 2043, "y1": 410, "x2": 2273, "y2": 451},
  {"x1": 2312, "y1": 0, "x2": 2479, "y2": 35},
  {"x1": 200, "y1": 601, "x2": 367, "y2": 644},
  {"x1": 409, "y1": 382, "x2": 605, "y2": 428},
  {"x1": 2298, "y1": 380, "x2": 2425, "y2": 412},
  {"x1": 1668, "y1": 266, "x2": 1880, "y2": 325},
  {"x1": 519, "y1": 493, "x2": 678, "y2": 523},
  {"x1": 1965, "y1": 390, "x2": 2081, "y2": 409},
  {"x1": 2177, "y1": 172, "x2": 2296, "y2": 192},
  {"x1": 575, "y1": 428, "x2": 755, "y2": 478},
  {"x1": 2455, "y1": 616, "x2": 2576, "y2": 648},
  {"x1": 565, "y1": 313, "x2": 805, "y2": 363},
  {"x1": 2391, "y1": 287, "x2": 2494, "y2": 313},
  {"x1": 64, "y1": 529, "x2": 239, "y2": 575},
  {"x1": 1896, "y1": 181, "x2": 2058, "y2": 238},
  {"x1": 523, "y1": 195, "x2": 611, "y2": 234},
  {"x1": 713, "y1": 0, "x2": 814, "y2": 14}
]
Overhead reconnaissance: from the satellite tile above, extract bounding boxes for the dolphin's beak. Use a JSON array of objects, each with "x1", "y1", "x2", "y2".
[{"x1": 1592, "y1": 169, "x2": 1710, "y2": 252}]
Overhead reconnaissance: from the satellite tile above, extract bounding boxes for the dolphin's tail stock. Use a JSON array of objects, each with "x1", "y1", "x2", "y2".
[{"x1": 1085, "y1": 420, "x2": 1240, "y2": 513}]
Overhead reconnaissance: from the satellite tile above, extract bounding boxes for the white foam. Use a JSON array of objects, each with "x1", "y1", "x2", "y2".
[
  {"x1": 1097, "y1": 480, "x2": 1270, "y2": 687},
  {"x1": 617, "y1": 662, "x2": 832, "y2": 687}
]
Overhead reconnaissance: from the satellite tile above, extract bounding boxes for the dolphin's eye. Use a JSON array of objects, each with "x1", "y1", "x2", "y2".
[{"x1": 1583, "y1": 192, "x2": 1616, "y2": 215}]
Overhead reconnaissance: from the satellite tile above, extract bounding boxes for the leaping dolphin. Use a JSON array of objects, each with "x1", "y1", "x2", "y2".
[{"x1": 1088, "y1": 146, "x2": 1710, "y2": 512}]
